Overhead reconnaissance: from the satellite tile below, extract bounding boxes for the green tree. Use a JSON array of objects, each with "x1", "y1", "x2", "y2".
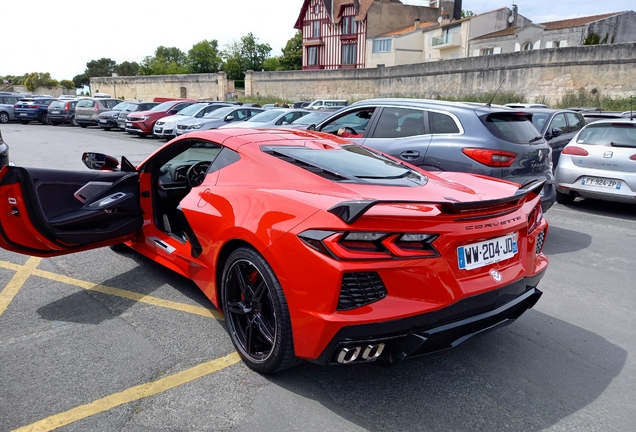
[
  {"x1": 73, "y1": 73, "x2": 89, "y2": 88},
  {"x1": 279, "y1": 31, "x2": 302, "y2": 70},
  {"x1": 461, "y1": 10, "x2": 475, "y2": 18},
  {"x1": 139, "y1": 46, "x2": 188, "y2": 75},
  {"x1": 187, "y1": 39, "x2": 223, "y2": 73},
  {"x1": 222, "y1": 33, "x2": 272, "y2": 80},
  {"x1": 85, "y1": 58, "x2": 116, "y2": 78},
  {"x1": 60, "y1": 79, "x2": 75, "y2": 89},
  {"x1": 24, "y1": 72, "x2": 58, "y2": 91},
  {"x1": 262, "y1": 56, "x2": 281, "y2": 71},
  {"x1": 114, "y1": 61, "x2": 140, "y2": 76}
]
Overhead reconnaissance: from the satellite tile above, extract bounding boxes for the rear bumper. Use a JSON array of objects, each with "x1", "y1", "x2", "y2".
[
  {"x1": 556, "y1": 162, "x2": 636, "y2": 204},
  {"x1": 313, "y1": 270, "x2": 544, "y2": 366}
]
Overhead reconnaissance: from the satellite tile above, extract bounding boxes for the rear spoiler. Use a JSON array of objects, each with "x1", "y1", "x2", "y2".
[{"x1": 328, "y1": 179, "x2": 545, "y2": 224}]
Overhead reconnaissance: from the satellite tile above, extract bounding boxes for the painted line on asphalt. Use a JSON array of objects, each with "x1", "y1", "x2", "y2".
[
  {"x1": 12, "y1": 352, "x2": 242, "y2": 432},
  {"x1": 0, "y1": 257, "x2": 42, "y2": 317},
  {"x1": 0, "y1": 260, "x2": 223, "y2": 320}
]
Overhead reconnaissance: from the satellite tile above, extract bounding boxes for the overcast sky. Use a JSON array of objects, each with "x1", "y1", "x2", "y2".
[{"x1": 1, "y1": 0, "x2": 632, "y2": 80}]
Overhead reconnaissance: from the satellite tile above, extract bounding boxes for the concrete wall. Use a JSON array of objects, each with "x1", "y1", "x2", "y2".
[
  {"x1": 244, "y1": 43, "x2": 636, "y2": 105},
  {"x1": 89, "y1": 72, "x2": 229, "y2": 101},
  {"x1": 12, "y1": 85, "x2": 76, "y2": 97}
]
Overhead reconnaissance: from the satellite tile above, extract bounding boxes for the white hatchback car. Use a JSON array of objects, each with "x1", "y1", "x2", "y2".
[{"x1": 555, "y1": 118, "x2": 636, "y2": 204}]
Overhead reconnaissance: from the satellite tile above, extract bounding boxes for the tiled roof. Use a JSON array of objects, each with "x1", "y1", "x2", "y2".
[
  {"x1": 472, "y1": 11, "x2": 625, "y2": 40},
  {"x1": 377, "y1": 21, "x2": 438, "y2": 37}
]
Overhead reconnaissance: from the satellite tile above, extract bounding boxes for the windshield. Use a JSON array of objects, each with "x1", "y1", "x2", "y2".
[
  {"x1": 245, "y1": 110, "x2": 285, "y2": 123},
  {"x1": 576, "y1": 123, "x2": 636, "y2": 147},
  {"x1": 292, "y1": 112, "x2": 330, "y2": 124},
  {"x1": 177, "y1": 103, "x2": 209, "y2": 116},
  {"x1": 151, "y1": 101, "x2": 178, "y2": 112},
  {"x1": 112, "y1": 102, "x2": 129, "y2": 111},
  {"x1": 203, "y1": 107, "x2": 234, "y2": 119}
]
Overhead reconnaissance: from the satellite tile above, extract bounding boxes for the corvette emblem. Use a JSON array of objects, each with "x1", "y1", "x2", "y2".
[{"x1": 489, "y1": 269, "x2": 502, "y2": 282}]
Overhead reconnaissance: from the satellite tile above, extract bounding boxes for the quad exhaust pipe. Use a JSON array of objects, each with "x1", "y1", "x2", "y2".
[{"x1": 336, "y1": 343, "x2": 385, "y2": 364}]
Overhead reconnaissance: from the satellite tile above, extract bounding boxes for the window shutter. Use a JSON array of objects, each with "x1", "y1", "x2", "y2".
[
  {"x1": 493, "y1": 47, "x2": 502, "y2": 54},
  {"x1": 514, "y1": 43, "x2": 520, "y2": 52}
]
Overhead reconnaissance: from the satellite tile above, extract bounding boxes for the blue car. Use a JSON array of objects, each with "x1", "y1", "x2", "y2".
[{"x1": 14, "y1": 97, "x2": 55, "y2": 124}]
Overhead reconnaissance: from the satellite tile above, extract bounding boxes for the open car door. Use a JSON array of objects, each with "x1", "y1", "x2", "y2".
[{"x1": 0, "y1": 165, "x2": 143, "y2": 257}]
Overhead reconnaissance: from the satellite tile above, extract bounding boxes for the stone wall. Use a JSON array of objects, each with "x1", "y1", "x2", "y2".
[
  {"x1": 12, "y1": 85, "x2": 76, "y2": 97},
  {"x1": 245, "y1": 43, "x2": 636, "y2": 104},
  {"x1": 89, "y1": 72, "x2": 230, "y2": 101}
]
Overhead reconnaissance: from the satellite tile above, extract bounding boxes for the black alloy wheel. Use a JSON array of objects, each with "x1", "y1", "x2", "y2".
[{"x1": 221, "y1": 247, "x2": 297, "y2": 373}]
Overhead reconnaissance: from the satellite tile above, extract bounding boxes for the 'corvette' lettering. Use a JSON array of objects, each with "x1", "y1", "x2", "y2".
[{"x1": 465, "y1": 216, "x2": 522, "y2": 230}]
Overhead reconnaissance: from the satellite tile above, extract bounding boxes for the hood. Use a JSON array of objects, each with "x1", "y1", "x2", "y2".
[
  {"x1": 157, "y1": 113, "x2": 187, "y2": 124},
  {"x1": 219, "y1": 121, "x2": 259, "y2": 129}
]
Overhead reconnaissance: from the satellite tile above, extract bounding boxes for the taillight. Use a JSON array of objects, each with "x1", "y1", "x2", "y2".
[
  {"x1": 562, "y1": 146, "x2": 589, "y2": 156},
  {"x1": 630, "y1": 154, "x2": 636, "y2": 161},
  {"x1": 31, "y1": 105, "x2": 40, "y2": 109},
  {"x1": 462, "y1": 148, "x2": 516, "y2": 167},
  {"x1": 527, "y1": 203, "x2": 543, "y2": 233},
  {"x1": 298, "y1": 230, "x2": 439, "y2": 260}
]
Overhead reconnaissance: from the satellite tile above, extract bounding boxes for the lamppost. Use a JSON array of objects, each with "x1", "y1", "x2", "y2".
[{"x1": 111, "y1": 73, "x2": 118, "y2": 99}]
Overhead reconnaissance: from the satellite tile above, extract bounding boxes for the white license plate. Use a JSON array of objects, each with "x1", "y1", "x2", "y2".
[
  {"x1": 582, "y1": 177, "x2": 621, "y2": 189},
  {"x1": 77, "y1": 115, "x2": 88, "y2": 119},
  {"x1": 19, "y1": 113, "x2": 28, "y2": 116},
  {"x1": 99, "y1": 119, "x2": 107, "y2": 123},
  {"x1": 458, "y1": 234, "x2": 518, "y2": 270},
  {"x1": 126, "y1": 122, "x2": 132, "y2": 127},
  {"x1": 51, "y1": 111, "x2": 60, "y2": 114}
]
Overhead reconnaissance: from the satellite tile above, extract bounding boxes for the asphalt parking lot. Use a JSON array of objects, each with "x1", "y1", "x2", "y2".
[{"x1": 0, "y1": 123, "x2": 635, "y2": 432}]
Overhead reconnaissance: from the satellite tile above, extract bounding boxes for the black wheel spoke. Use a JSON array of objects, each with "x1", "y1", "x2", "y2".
[
  {"x1": 245, "y1": 318, "x2": 255, "y2": 355},
  {"x1": 233, "y1": 263, "x2": 255, "y2": 300},
  {"x1": 254, "y1": 313, "x2": 275, "y2": 345},
  {"x1": 252, "y1": 280, "x2": 267, "y2": 302},
  {"x1": 227, "y1": 301, "x2": 249, "y2": 315}
]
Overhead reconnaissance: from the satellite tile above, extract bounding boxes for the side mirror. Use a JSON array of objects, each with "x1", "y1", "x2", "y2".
[
  {"x1": 225, "y1": 115, "x2": 234, "y2": 121},
  {"x1": 82, "y1": 152, "x2": 119, "y2": 171},
  {"x1": 551, "y1": 127, "x2": 563, "y2": 138},
  {"x1": 307, "y1": 124, "x2": 316, "y2": 131}
]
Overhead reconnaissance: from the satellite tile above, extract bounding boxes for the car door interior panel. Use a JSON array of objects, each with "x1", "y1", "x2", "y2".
[{"x1": 0, "y1": 166, "x2": 143, "y2": 250}]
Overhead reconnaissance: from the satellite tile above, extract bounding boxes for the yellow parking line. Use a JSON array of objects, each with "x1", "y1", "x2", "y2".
[
  {"x1": 0, "y1": 257, "x2": 41, "y2": 317},
  {"x1": 0, "y1": 260, "x2": 223, "y2": 320},
  {"x1": 12, "y1": 352, "x2": 242, "y2": 432}
]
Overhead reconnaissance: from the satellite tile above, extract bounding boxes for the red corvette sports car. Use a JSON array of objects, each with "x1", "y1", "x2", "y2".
[{"x1": 0, "y1": 128, "x2": 548, "y2": 373}]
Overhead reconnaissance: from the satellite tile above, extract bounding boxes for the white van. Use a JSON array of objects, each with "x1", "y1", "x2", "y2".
[{"x1": 306, "y1": 99, "x2": 348, "y2": 110}]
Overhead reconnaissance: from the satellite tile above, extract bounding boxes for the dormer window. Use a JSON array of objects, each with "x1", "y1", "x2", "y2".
[
  {"x1": 342, "y1": 16, "x2": 357, "y2": 35},
  {"x1": 314, "y1": 3, "x2": 320, "y2": 15}
]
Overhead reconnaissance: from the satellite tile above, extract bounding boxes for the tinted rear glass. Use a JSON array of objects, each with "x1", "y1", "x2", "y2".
[
  {"x1": 481, "y1": 113, "x2": 543, "y2": 144},
  {"x1": 101, "y1": 100, "x2": 121, "y2": 109},
  {"x1": 49, "y1": 101, "x2": 65, "y2": 108},
  {"x1": 77, "y1": 100, "x2": 94, "y2": 107},
  {"x1": 576, "y1": 123, "x2": 636, "y2": 147}
]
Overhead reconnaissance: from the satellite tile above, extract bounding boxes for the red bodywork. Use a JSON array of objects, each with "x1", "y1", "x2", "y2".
[
  {"x1": 0, "y1": 128, "x2": 548, "y2": 366},
  {"x1": 125, "y1": 99, "x2": 195, "y2": 135}
]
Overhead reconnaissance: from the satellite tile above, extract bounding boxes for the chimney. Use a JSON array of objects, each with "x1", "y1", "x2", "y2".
[{"x1": 414, "y1": 19, "x2": 420, "y2": 30}]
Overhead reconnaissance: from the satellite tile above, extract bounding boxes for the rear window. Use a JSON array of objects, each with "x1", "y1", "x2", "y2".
[
  {"x1": 49, "y1": 101, "x2": 65, "y2": 108},
  {"x1": 77, "y1": 100, "x2": 95, "y2": 108},
  {"x1": 576, "y1": 123, "x2": 636, "y2": 147},
  {"x1": 101, "y1": 100, "x2": 121, "y2": 109},
  {"x1": 481, "y1": 113, "x2": 543, "y2": 144}
]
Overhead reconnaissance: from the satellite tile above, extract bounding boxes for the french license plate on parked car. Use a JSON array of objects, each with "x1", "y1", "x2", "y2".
[
  {"x1": 582, "y1": 177, "x2": 621, "y2": 189},
  {"x1": 126, "y1": 122, "x2": 132, "y2": 127},
  {"x1": 457, "y1": 234, "x2": 518, "y2": 270},
  {"x1": 99, "y1": 119, "x2": 107, "y2": 123},
  {"x1": 51, "y1": 110, "x2": 60, "y2": 114}
]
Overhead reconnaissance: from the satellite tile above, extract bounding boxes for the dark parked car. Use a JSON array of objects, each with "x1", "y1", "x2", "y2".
[
  {"x1": 75, "y1": 98, "x2": 121, "y2": 128},
  {"x1": 48, "y1": 99, "x2": 79, "y2": 126},
  {"x1": 13, "y1": 97, "x2": 55, "y2": 124},
  {"x1": 0, "y1": 129, "x2": 9, "y2": 167},
  {"x1": 98, "y1": 101, "x2": 136, "y2": 130},
  {"x1": 313, "y1": 98, "x2": 556, "y2": 212},
  {"x1": 116, "y1": 102, "x2": 159, "y2": 130},
  {"x1": 524, "y1": 108, "x2": 586, "y2": 169}
]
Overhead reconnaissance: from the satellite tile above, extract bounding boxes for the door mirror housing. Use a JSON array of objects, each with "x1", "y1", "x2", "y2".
[
  {"x1": 550, "y1": 127, "x2": 563, "y2": 138},
  {"x1": 225, "y1": 115, "x2": 235, "y2": 121},
  {"x1": 82, "y1": 152, "x2": 120, "y2": 171}
]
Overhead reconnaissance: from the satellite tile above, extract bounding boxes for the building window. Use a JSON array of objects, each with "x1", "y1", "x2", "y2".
[
  {"x1": 342, "y1": 44, "x2": 357, "y2": 65},
  {"x1": 342, "y1": 16, "x2": 357, "y2": 35},
  {"x1": 372, "y1": 39, "x2": 392, "y2": 53},
  {"x1": 312, "y1": 20, "x2": 320, "y2": 38},
  {"x1": 307, "y1": 46, "x2": 319, "y2": 66},
  {"x1": 481, "y1": 48, "x2": 494, "y2": 56},
  {"x1": 522, "y1": 42, "x2": 533, "y2": 51},
  {"x1": 314, "y1": 3, "x2": 320, "y2": 15}
]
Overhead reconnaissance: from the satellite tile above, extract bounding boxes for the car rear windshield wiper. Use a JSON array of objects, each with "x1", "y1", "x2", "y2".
[
  {"x1": 529, "y1": 136, "x2": 544, "y2": 143},
  {"x1": 609, "y1": 141, "x2": 636, "y2": 148}
]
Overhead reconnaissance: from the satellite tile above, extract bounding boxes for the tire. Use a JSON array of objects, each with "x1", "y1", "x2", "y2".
[
  {"x1": 556, "y1": 190, "x2": 575, "y2": 204},
  {"x1": 103, "y1": 127, "x2": 111, "y2": 131},
  {"x1": 51, "y1": 122, "x2": 60, "y2": 126},
  {"x1": 40, "y1": 113, "x2": 49, "y2": 125},
  {"x1": 20, "y1": 120, "x2": 28, "y2": 125},
  {"x1": 80, "y1": 124, "x2": 88, "y2": 128},
  {"x1": 221, "y1": 247, "x2": 297, "y2": 373},
  {"x1": 71, "y1": 117, "x2": 78, "y2": 127},
  {"x1": 0, "y1": 112, "x2": 9, "y2": 124}
]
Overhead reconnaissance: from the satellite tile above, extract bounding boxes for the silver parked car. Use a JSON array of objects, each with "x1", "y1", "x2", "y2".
[
  {"x1": 175, "y1": 106, "x2": 263, "y2": 135},
  {"x1": 153, "y1": 102, "x2": 225, "y2": 139},
  {"x1": 75, "y1": 98, "x2": 121, "y2": 128},
  {"x1": 555, "y1": 118, "x2": 636, "y2": 204},
  {"x1": 218, "y1": 108, "x2": 310, "y2": 129}
]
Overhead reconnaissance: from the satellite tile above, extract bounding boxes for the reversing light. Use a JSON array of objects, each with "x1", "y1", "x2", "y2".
[
  {"x1": 562, "y1": 146, "x2": 589, "y2": 156},
  {"x1": 462, "y1": 148, "x2": 516, "y2": 167},
  {"x1": 528, "y1": 203, "x2": 543, "y2": 233}
]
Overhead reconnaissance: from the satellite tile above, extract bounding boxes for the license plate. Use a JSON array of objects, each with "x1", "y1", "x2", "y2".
[
  {"x1": 20, "y1": 113, "x2": 28, "y2": 116},
  {"x1": 51, "y1": 111, "x2": 60, "y2": 114},
  {"x1": 458, "y1": 234, "x2": 518, "y2": 270},
  {"x1": 126, "y1": 122, "x2": 132, "y2": 127},
  {"x1": 582, "y1": 177, "x2": 621, "y2": 189},
  {"x1": 99, "y1": 119, "x2": 107, "y2": 123},
  {"x1": 77, "y1": 115, "x2": 88, "y2": 119}
]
